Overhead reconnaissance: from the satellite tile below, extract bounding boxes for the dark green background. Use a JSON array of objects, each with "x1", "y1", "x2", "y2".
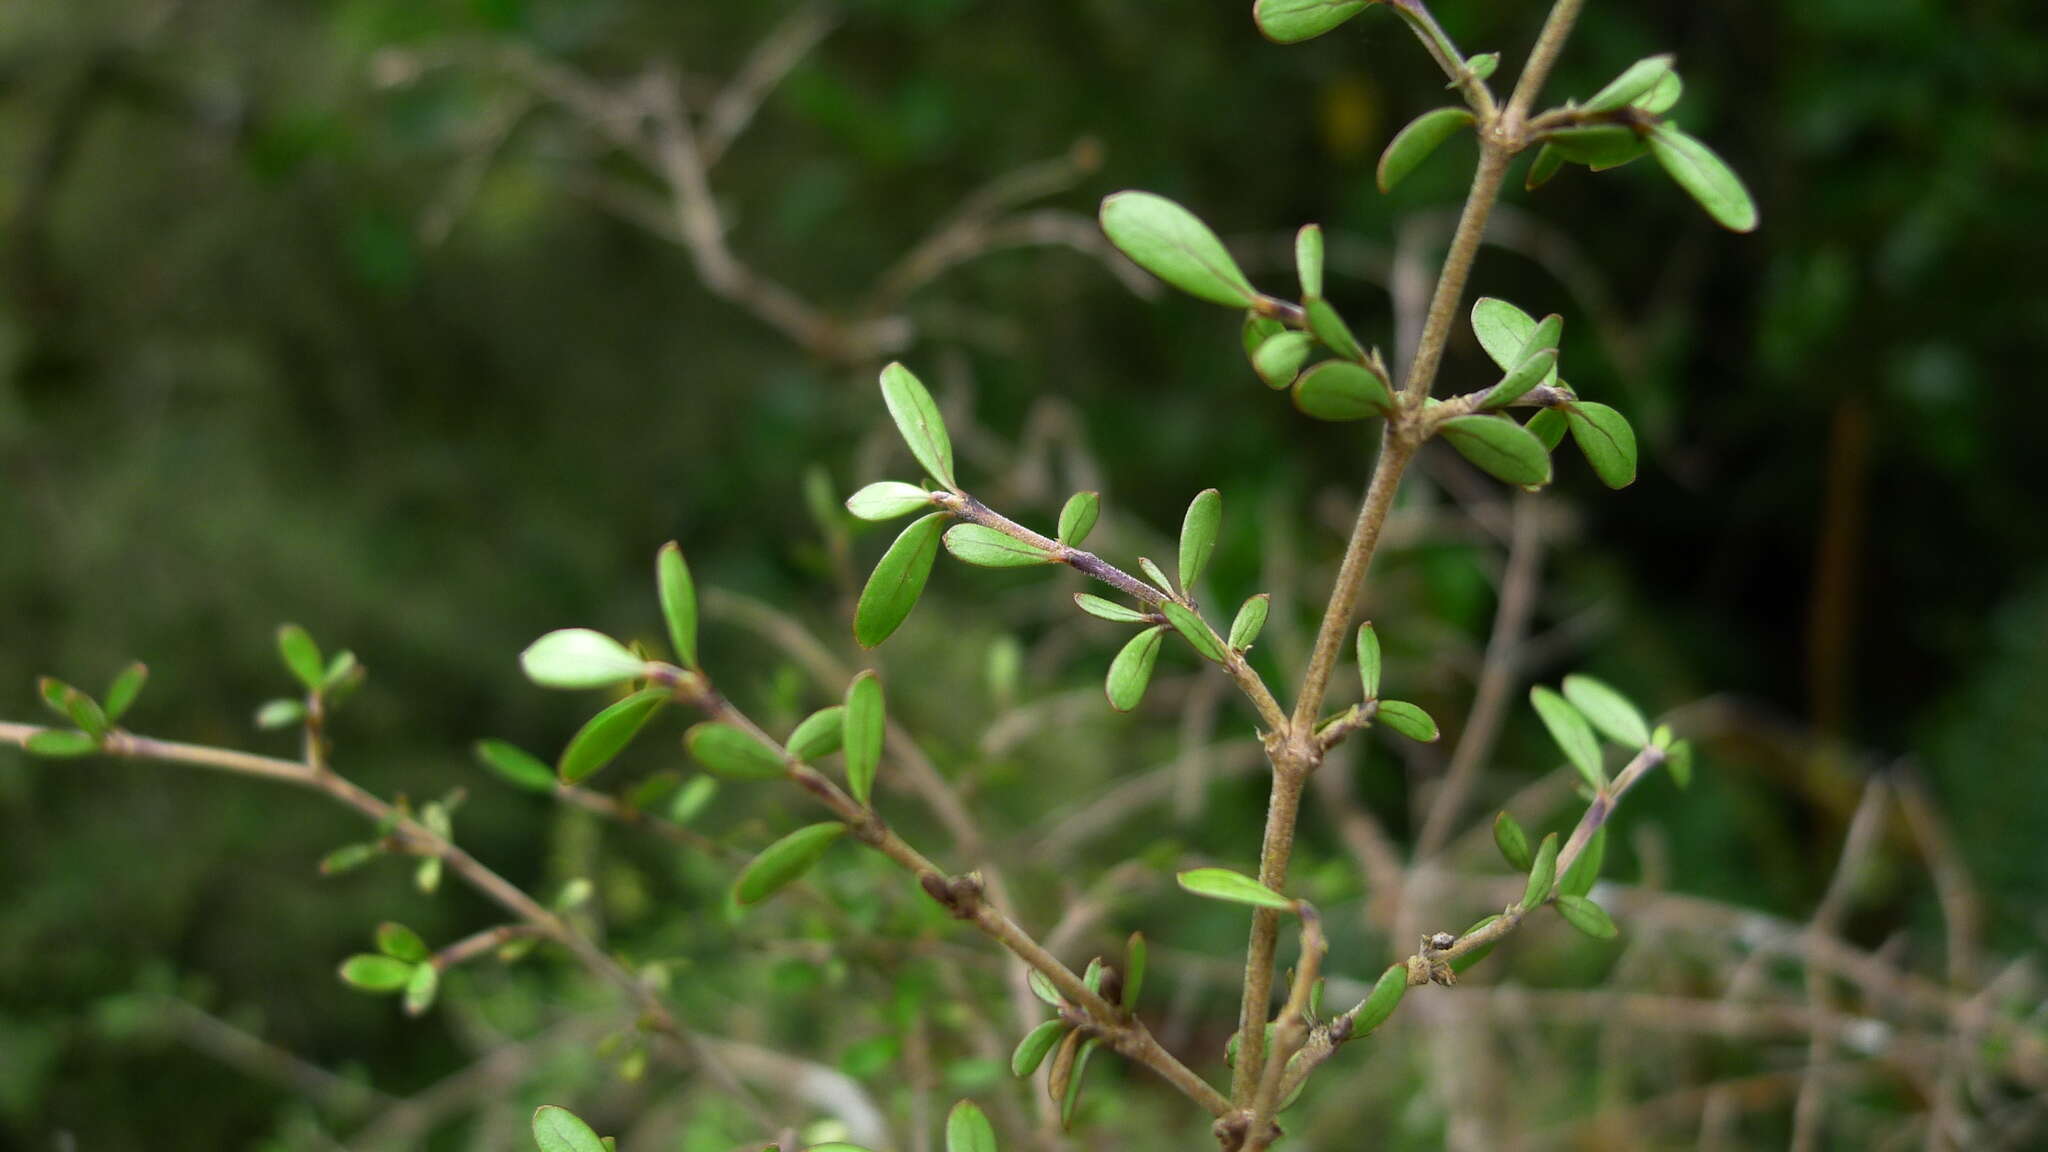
[{"x1": 4, "y1": 0, "x2": 2045, "y2": 1147}]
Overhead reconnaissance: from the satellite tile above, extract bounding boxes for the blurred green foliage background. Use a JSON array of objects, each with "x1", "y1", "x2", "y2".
[{"x1": 3, "y1": 0, "x2": 2046, "y2": 1148}]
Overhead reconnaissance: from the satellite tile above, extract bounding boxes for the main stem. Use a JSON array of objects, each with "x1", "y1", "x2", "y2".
[{"x1": 1230, "y1": 0, "x2": 1586, "y2": 1111}]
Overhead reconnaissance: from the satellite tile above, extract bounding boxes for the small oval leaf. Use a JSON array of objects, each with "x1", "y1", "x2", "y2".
[
  {"x1": 656, "y1": 541, "x2": 699, "y2": 670},
  {"x1": 1161, "y1": 601, "x2": 1228, "y2": 663},
  {"x1": 338, "y1": 953, "x2": 413, "y2": 993},
  {"x1": 847, "y1": 481, "x2": 935, "y2": 522},
  {"x1": 1304, "y1": 297, "x2": 1366, "y2": 361},
  {"x1": 1521, "y1": 832, "x2": 1560, "y2": 911},
  {"x1": 1376, "y1": 699, "x2": 1439, "y2": 742},
  {"x1": 376, "y1": 921, "x2": 429, "y2": 962},
  {"x1": 1484, "y1": 347, "x2": 1559, "y2": 409},
  {"x1": 1253, "y1": 0, "x2": 1370, "y2": 45},
  {"x1": 557, "y1": 689, "x2": 667, "y2": 785},
  {"x1": 1559, "y1": 826, "x2": 1607, "y2": 898},
  {"x1": 1099, "y1": 191, "x2": 1257, "y2": 307},
  {"x1": 104, "y1": 662, "x2": 148, "y2": 723},
  {"x1": 1494, "y1": 811, "x2": 1533, "y2": 871},
  {"x1": 1106, "y1": 626, "x2": 1168, "y2": 712},
  {"x1": 843, "y1": 671, "x2": 885, "y2": 806},
  {"x1": 734, "y1": 822, "x2": 847, "y2": 905},
  {"x1": 1176, "y1": 867, "x2": 1295, "y2": 911},
  {"x1": 1378, "y1": 107, "x2": 1476, "y2": 193},
  {"x1": 1075, "y1": 593, "x2": 1152, "y2": 624},
  {"x1": 944, "y1": 523, "x2": 1059, "y2": 568},
  {"x1": 855, "y1": 512, "x2": 947, "y2": 648},
  {"x1": 24, "y1": 729, "x2": 97, "y2": 758},
  {"x1": 1294, "y1": 223, "x2": 1324, "y2": 298},
  {"x1": 1440, "y1": 415, "x2": 1552, "y2": 487},
  {"x1": 1531, "y1": 686, "x2": 1605, "y2": 789},
  {"x1": 520, "y1": 629, "x2": 647, "y2": 691},
  {"x1": 945, "y1": 1099, "x2": 997, "y2": 1152},
  {"x1": 1561, "y1": 674, "x2": 1649, "y2": 746},
  {"x1": 1058, "y1": 491, "x2": 1100, "y2": 547},
  {"x1": 1353, "y1": 963, "x2": 1408, "y2": 1036},
  {"x1": 1564, "y1": 401, "x2": 1638, "y2": 489},
  {"x1": 879, "y1": 363, "x2": 957, "y2": 490},
  {"x1": 1178, "y1": 489, "x2": 1222, "y2": 590},
  {"x1": 532, "y1": 1106, "x2": 607, "y2": 1152},
  {"x1": 1229, "y1": 594, "x2": 1271, "y2": 651},
  {"x1": 476, "y1": 740, "x2": 557, "y2": 793},
  {"x1": 1470, "y1": 297, "x2": 1538, "y2": 370},
  {"x1": 1293, "y1": 360, "x2": 1392, "y2": 421},
  {"x1": 785, "y1": 705, "x2": 846, "y2": 763},
  {"x1": 685, "y1": 721, "x2": 789, "y2": 780},
  {"x1": 1648, "y1": 125, "x2": 1757, "y2": 232},
  {"x1": 1356, "y1": 621, "x2": 1382, "y2": 701},
  {"x1": 402, "y1": 961, "x2": 440, "y2": 1016},
  {"x1": 1253, "y1": 331, "x2": 1314, "y2": 389},
  {"x1": 1526, "y1": 406, "x2": 1570, "y2": 451},
  {"x1": 1584, "y1": 54, "x2": 1675, "y2": 112},
  {"x1": 1555, "y1": 893, "x2": 1619, "y2": 939},
  {"x1": 1012, "y1": 1020, "x2": 1066, "y2": 1078}
]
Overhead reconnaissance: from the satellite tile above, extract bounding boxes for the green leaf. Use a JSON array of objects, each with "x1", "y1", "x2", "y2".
[
  {"x1": 1636, "y1": 70, "x2": 1683, "y2": 114},
  {"x1": 477, "y1": 739, "x2": 558, "y2": 793},
  {"x1": 1564, "y1": 402, "x2": 1638, "y2": 489},
  {"x1": 1378, "y1": 107, "x2": 1476, "y2": 193},
  {"x1": 1074, "y1": 593, "x2": 1151, "y2": 624},
  {"x1": 1161, "y1": 601, "x2": 1228, "y2": 663},
  {"x1": 1526, "y1": 406, "x2": 1569, "y2": 450},
  {"x1": 1058, "y1": 491, "x2": 1100, "y2": 547},
  {"x1": 1123, "y1": 931, "x2": 1147, "y2": 1008},
  {"x1": 1465, "y1": 52, "x2": 1500, "y2": 81},
  {"x1": 1060, "y1": 1037, "x2": 1099, "y2": 1129},
  {"x1": 1521, "y1": 832, "x2": 1559, "y2": 911},
  {"x1": 1648, "y1": 124, "x2": 1757, "y2": 232},
  {"x1": 1485, "y1": 347, "x2": 1559, "y2": 409},
  {"x1": 879, "y1": 362, "x2": 958, "y2": 490},
  {"x1": 1545, "y1": 124, "x2": 1648, "y2": 170},
  {"x1": 734, "y1": 822, "x2": 847, "y2": 905},
  {"x1": 685, "y1": 721, "x2": 788, "y2": 780},
  {"x1": 1098, "y1": 191, "x2": 1257, "y2": 307},
  {"x1": 946, "y1": 1100, "x2": 997, "y2": 1152},
  {"x1": 1137, "y1": 557, "x2": 1175, "y2": 595},
  {"x1": 557, "y1": 689, "x2": 666, "y2": 785},
  {"x1": 1493, "y1": 811, "x2": 1533, "y2": 871},
  {"x1": 786, "y1": 706, "x2": 845, "y2": 762},
  {"x1": 1243, "y1": 314, "x2": 1286, "y2": 361},
  {"x1": 1470, "y1": 297, "x2": 1536, "y2": 370},
  {"x1": 338, "y1": 954, "x2": 413, "y2": 993},
  {"x1": 376, "y1": 921, "x2": 429, "y2": 963},
  {"x1": 1555, "y1": 894, "x2": 1619, "y2": 939},
  {"x1": 403, "y1": 962, "x2": 440, "y2": 1016},
  {"x1": 945, "y1": 524, "x2": 1058, "y2": 567},
  {"x1": 1176, "y1": 867, "x2": 1294, "y2": 911},
  {"x1": 1229, "y1": 594, "x2": 1270, "y2": 651},
  {"x1": 532, "y1": 1106, "x2": 607, "y2": 1152},
  {"x1": 1355, "y1": 622, "x2": 1381, "y2": 700},
  {"x1": 1666, "y1": 739, "x2": 1694, "y2": 789},
  {"x1": 520, "y1": 629, "x2": 647, "y2": 691},
  {"x1": 1517, "y1": 313, "x2": 1563, "y2": 360},
  {"x1": 1526, "y1": 143, "x2": 1565, "y2": 190},
  {"x1": 103, "y1": 662, "x2": 147, "y2": 723},
  {"x1": 1295, "y1": 223, "x2": 1324, "y2": 298},
  {"x1": 855, "y1": 512, "x2": 947, "y2": 648},
  {"x1": 656, "y1": 541, "x2": 699, "y2": 670},
  {"x1": 847, "y1": 481, "x2": 936, "y2": 522},
  {"x1": 24, "y1": 729, "x2": 96, "y2": 758},
  {"x1": 668, "y1": 775, "x2": 718, "y2": 823},
  {"x1": 255, "y1": 699, "x2": 306, "y2": 730},
  {"x1": 1376, "y1": 699, "x2": 1439, "y2": 742},
  {"x1": 1253, "y1": 0, "x2": 1370, "y2": 44},
  {"x1": 1585, "y1": 54, "x2": 1674, "y2": 112},
  {"x1": 42, "y1": 680, "x2": 108, "y2": 738},
  {"x1": 843, "y1": 670, "x2": 885, "y2": 806},
  {"x1": 1012, "y1": 1020, "x2": 1065, "y2": 1078},
  {"x1": 1082, "y1": 957, "x2": 1104, "y2": 996},
  {"x1": 1353, "y1": 963, "x2": 1407, "y2": 1036},
  {"x1": 321, "y1": 651, "x2": 360, "y2": 696},
  {"x1": 277, "y1": 624, "x2": 325, "y2": 690},
  {"x1": 1252, "y1": 331, "x2": 1314, "y2": 389},
  {"x1": 1562, "y1": 674, "x2": 1650, "y2": 747},
  {"x1": 1440, "y1": 415, "x2": 1552, "y2": 487},
  {"x1": 1293, "y1": 361, "x2": 1392, "y2": 421},
  {"x1": 1178, "y1": 489, "x2": 1222, "y2": 589},
  {"x1": 319, "y1": 842, "x2": 378, "y2": 875},
  {"x1": 1028, "y1": 969, "x2": 1062, "y2": 1007},
  {"x1": 1105, "y1": 626, "x2": 1168, "y2": 713},
  {"x1": 1531, "y1": 686, "x2": 1605, "y2": 788},
  {"x1": 1304, "y1": 297, "x2": 1366, "y2": 361},
  {"x1": 1559, "y1": 827, "x2": 1606, "y2": 898}
]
